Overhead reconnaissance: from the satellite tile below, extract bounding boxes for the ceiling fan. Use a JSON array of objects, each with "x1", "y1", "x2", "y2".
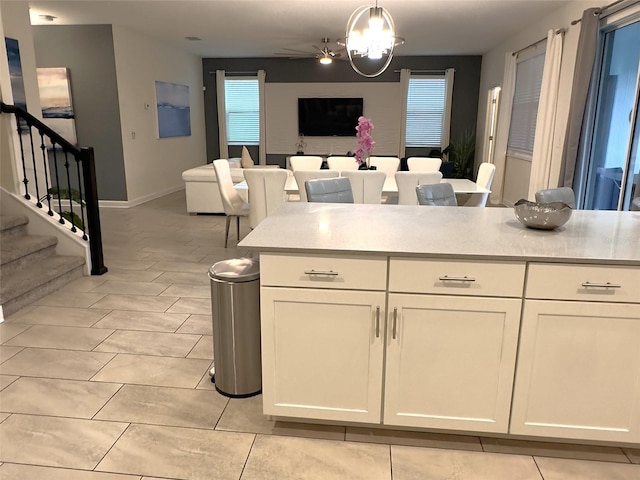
[{"x1": 275, "y1": 38, "x2": 345, "y2": 65}]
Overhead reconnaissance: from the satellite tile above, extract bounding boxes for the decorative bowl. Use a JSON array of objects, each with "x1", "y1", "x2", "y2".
[{"x1": 514, "y1": 199, "x2": 572, "y2": 230}]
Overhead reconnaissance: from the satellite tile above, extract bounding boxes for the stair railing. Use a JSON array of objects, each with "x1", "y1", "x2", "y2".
[{"x1": 1, "y1": 102, "x2": 107, "y2": 275}]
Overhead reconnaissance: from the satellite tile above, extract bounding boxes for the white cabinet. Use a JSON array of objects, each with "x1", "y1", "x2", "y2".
[
  {"x1": 385, "y1": 259, "x2": 525, "y2": 433},
  {"x1": 260, "y1": 253, "x2": 387, "y2": 423},
  {"x1": 511, "y1": 263, "x2": 640, "y2": 443},
  {"x1": 384, "y1": 294, "x2": 522, "y2": 433}
]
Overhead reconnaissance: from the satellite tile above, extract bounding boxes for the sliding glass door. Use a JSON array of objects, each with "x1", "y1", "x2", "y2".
[{"x1": 582, "y1": 19, "x2": 640, "y2": 211}]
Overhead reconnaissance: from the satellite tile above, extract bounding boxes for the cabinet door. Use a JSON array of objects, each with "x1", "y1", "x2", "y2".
[
  {"x1": 384, "y1": 294, "x2": 521, "y2": 433},
  {"x1": 261, "y1": 287, "x2": 386, "y2": 423},
  {"x1": 511, "y1": 300, "x2": 640, "y2": 443}
]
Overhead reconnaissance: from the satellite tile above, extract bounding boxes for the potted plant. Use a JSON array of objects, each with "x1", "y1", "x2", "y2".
[{"x1": 449, "y1": 131, "x2": 476, "y2": 179}]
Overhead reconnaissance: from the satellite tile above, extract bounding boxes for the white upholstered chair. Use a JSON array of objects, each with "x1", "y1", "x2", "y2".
[
  {"x1": 464, "y1": 162, "x2": 496, "y2": 207},
  {"x1": 243, "y1": 168, "x2": 288, "y2": 229},
  {"x1": 407, "y1": 157, "x2": 442, "y2": 172},
  {"x1": 395, "y1": 171, "x2": 443, "y2": 205},
  {"x1": 327, "y1": 156, "x2": 359, "y2": 172},
  {"x1": 368, "y1": 156, "x2": 400, "y2": 180},
  {"x1": 212, "y1": 159, "x2": 250, "y2": 247},
  {"x1": 293, "y1": 170, "x2": 339, "y2": 202},
  {"x1": 341, "y1": 170, "x2": 386, "y2": 204},
  {"x1": 289, "y1": 156, "x2": 323, "y2": 171}
]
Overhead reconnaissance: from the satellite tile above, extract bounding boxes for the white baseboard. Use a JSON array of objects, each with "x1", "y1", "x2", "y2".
[{"x1": 99, "y1": 186, "x2": 184, "y2": 209}]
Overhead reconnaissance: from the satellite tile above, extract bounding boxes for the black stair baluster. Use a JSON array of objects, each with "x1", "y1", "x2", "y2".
[
  {"x1": 63, "y1": 150, "x2": 76, "y2": 232},
  {"x1": 51, "y1": 144, "x2": 65, "y2": 224},
  {"x1": 15, "y1": 115, "x2": 31, "y2": 200},
  {"x1": 74, "y1": 154, "x2": 87, "y2": 238},
  {"x1": 27, "y1": 126, "x2": 43, "y2": 208},
  {"x1": 40, "y1": 133, "x2": 54, "y2": 216}
]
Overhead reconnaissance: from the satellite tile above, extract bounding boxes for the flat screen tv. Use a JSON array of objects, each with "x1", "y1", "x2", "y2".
[{"x1": 298, "y1": 97, "x2": 363, "y2": 137}]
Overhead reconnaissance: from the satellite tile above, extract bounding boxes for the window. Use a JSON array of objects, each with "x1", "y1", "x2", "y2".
[
  {"x1": 405, "y1": 75, "x2": 449, "y2": 148},
  {"x1": 224, "y1": 77, "x2": 259, "y2": 145},
  {"x1": 507, "y1": 50, "x2": 546, "y2": 158}
]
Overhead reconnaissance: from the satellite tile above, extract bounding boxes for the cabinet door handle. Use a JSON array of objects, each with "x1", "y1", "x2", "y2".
[
  {"x1": 375, "y1": 306, "x2": 381, "y2": 338},
  {"x1": 304, "y1": 269, "x2": 339, "y2": 276},
  {"x1": 392, "y1": 307, "x2": 398, "y2": 340},
  {"x1": 581, "y1": 281, "x2": 622, "y2": 289},
  {"x1": 438, "y1": 275, "x2": 476, "y2": 282}
]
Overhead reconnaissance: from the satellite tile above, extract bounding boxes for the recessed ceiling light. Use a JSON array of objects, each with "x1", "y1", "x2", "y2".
[
  {"x1": 185, "y1": 36, "x2": 202, "y2": 41},
  {"x1": 39, "y1": 14, "x2": 57, "y2": 22}
]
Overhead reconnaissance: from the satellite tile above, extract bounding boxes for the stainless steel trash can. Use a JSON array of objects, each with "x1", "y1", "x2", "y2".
[{"x1": 208, "y1": 257, "x2": 261, "y2": 398}]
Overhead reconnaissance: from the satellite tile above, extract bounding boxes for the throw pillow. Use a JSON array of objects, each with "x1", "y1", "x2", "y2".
[{"x1": 241, "y1": 146, "x2": 255, "y2": 168}]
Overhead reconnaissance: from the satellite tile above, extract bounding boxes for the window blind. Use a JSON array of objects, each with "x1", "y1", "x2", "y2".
[
  {"x1": 405, "y1": 76, "x2": 447, "y2": 147},
  {"x1": 507, "y1": 52, "x2": 545, "y2": 158},
  {"x1": 224, "y1": 78, "x2": 259, "y2": 145}
]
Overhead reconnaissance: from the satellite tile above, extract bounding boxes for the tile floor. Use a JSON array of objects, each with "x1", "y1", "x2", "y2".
[{"x1": 1, "y1": 190, "x2": 639, "y2": 480}]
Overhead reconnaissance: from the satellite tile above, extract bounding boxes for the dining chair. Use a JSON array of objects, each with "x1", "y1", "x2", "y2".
[
  {"x1": 341, "y1": 170, "x2": 386, "y2": 204},
  {"x1": 327, "y1": 156, "x2": 359, "y2": 172},
  {"x1": 289, "y1": 155, "x2": 323, "y2": 171},
  {"x1": 416, "y1": 183, "x2": 458, "y2": 206},
  {"x1": 243, "y1": 168, "x2": 288, "y2": 229},
  {"x1": 464, "y1": 162, "x2": 496, "y2": 207},
  {"x1": 394, "y1": 171, "x2": 443, "y2": 205},
  {"x1": 535, "y1": 186, "x2": 576, "y2": 209},
  {"x1": 213, "y1": 159, "x2": 250, "y2": 247},
  {"x1": 407, "y1": 157, "x2": 442, "y2": 173},
  {"x1": 368, "y1": 156, "x2": 400, "y2": 180},
  {"x1": 305, "y1": 177, "x2": 354, "y2": 203},
  {"x1": 293, "y1": 170, "x2": 339, "y2": 202}
]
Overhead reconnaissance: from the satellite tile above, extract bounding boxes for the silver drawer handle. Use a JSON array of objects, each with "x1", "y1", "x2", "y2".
[
  {"x1": 439, "y1": 275, "x2": 476, "y2": 282},
  {"x1": 375, "y1": 306, "x2": 380, "y2": 338},
  {"x1": 581, "y1": 282, "x2": 622, "y2": 289},
  {"x1": 304, "y1": 269, "x2": 339, "y2": 276}
]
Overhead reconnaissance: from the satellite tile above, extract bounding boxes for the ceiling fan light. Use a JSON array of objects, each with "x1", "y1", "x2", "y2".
[{"x1": 319, "y1": 56, "x2": 333, "y2": 65}]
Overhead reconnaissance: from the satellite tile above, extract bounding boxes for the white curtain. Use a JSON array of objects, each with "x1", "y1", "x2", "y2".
[
  {"x1": 258, "y1": 69, "x2": 266, "y2": 165},
  {"x1": 528, "y1": 29, "x2": 564, "y2": 200},
  {"x1": 443, "y1": 68, "x2": 455, "y2": 149},
  {"x1": 215, "y1": 70, "x2": 228, "y2": 159},
  {"x1": 398, "y1": 68, "x2": 410, "y2": 158},
  {"x1": 490, "y1": 52, "x2": 517, "y2": 205}
]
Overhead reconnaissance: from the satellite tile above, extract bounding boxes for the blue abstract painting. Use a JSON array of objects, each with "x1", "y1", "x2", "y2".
[
  {"x1": 37, "y1": 67, "x2": 77, "y2": 144},
  {"x1": 155, "y1": 81, "x2": 191, "y2": 138},
  {"x1": 5, "y1": 37, "x2": 29, "y2": 132}
]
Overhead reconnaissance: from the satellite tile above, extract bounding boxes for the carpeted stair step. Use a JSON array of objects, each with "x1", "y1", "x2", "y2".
[
  {"x1": 0, "y1": 214, "x2": 28, "y2": 239},
  {"x1": 0, "y1": 254, "x2": 85, "y2": 317},
  {"x1": 1, "y1": 234, "x2": 58, "y2": 277}
]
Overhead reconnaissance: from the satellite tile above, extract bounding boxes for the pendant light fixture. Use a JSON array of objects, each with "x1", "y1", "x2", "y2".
[{"x1": 342, "y1": 2, "x2": 404, "y2": 77}]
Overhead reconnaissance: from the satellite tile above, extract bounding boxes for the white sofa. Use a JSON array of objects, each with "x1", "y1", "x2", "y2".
[{"x1": 182, "y1": 159, "x2": 245, "y2": 214}]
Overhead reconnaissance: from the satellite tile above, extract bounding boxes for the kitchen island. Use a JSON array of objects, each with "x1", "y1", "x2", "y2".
[{"x1": 238, "y1": 204, "x2": 640, "y2": 445}]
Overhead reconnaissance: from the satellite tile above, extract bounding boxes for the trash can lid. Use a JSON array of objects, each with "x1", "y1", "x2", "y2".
[{"x1": 209, "y1": 257, "x2": 260, "y2": 282}]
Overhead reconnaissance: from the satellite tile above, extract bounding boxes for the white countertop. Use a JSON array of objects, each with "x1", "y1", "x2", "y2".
[{"x1": 238, "y1": 203, "x2": 640, "y2": 265}]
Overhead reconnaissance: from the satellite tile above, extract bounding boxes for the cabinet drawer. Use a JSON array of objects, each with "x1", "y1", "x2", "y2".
[
  {"x1": 526, "y1": 263, "x2": 640, "y2": 303},
  {"x1": 260, "y1": 253, "x2": 387, "y2": 290},
  {"x1": 389, "y1": 258, "x2": 526, "y2": 297}
]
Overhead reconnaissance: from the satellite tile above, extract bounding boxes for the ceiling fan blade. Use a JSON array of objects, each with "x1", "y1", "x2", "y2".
[{"x1": 281, "y1": 47, "x2": 315, "y2": 54}]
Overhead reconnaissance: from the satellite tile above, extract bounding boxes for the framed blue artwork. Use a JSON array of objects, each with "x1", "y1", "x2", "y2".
[
  {"x1": 37, "y1": 67, "x2": 77, "y2": 144},
  {"x1": 5, "y1": 37, "x2": 29, "y2": 132},
  {"x1": 155, "y1": 81, "x2": 191, "y2": 138}
]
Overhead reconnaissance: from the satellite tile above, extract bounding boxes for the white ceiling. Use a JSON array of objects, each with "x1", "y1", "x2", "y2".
[{"x1": 26, "y1": 0, "x2": 573, "y2": 58}]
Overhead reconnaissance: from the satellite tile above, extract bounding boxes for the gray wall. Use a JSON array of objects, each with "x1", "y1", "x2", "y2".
[
  {"x1": 202, "y1": 56, "x2": 482, "y2": 164},
  {"x1": 33, "y1": 25, "x2": 127, "y2": 201}
]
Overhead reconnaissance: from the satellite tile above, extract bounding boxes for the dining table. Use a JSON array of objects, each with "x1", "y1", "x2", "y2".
[{"x1": 234, "y1": 173, "x2": 490, "y2": 202}]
